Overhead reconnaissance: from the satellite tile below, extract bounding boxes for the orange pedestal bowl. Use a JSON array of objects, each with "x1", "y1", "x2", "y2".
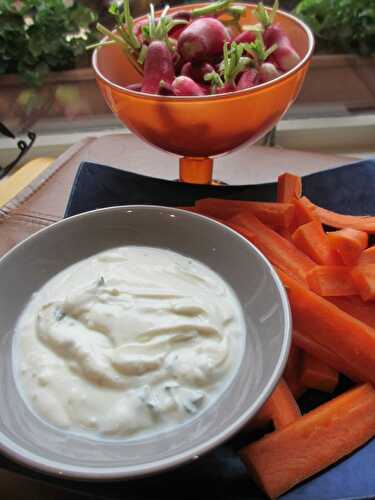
[{"x1": 92, "y1": 3, "x2": 314, "y2": 184}]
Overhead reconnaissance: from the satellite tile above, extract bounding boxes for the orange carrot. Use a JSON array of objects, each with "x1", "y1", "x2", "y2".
[
  {"x1": 277, "y1": 172, "x2": 302, "y2": 203},
  {"x1": 283, "y1": 344, "x2": 302, "y2": 385},
  {"x1": 329, "y1": 296, "x2": 375, "y2": 330},
  {"x1": 292, "y1": 221, "x2": 340, "y2": 265},
  {"x1": 240, "y1": 384, "x2": 375, "y2": 499},
  {"x1": 351, "y1": 265, "x2": 375, "y2": 302},
  {"x1": 194, "y1": 199, "x2": 295, "y2": 228},
  {"x1": 358, "y1": 246, "x2": 375, "y2": 266},
  {"x1": 293, "y1": 197, "x2": 318, "y2": 227},
  {"x1": 264, "y1": 379, "x2": 301, "y2": 429},
  {"x1": 245, "y1": 407, "x2": 272, "y2": 432},
  {"x1": 277, "y1": 226, "x2": 294, "y2": 241},
  {"x1": 328, "y1": 228, "x2": 368, "y2": 265},
  {"x1": 228, "y1": 213, "x2": 316, "y2": 284},
  {"x1": 278, "y1": 269, "x2": 375, "y2": 385},
  {"x1": 303, "y1": 198, "x2": 375, "y2": 234},
  {"x1": 283, "y1": 344, "x2": 305, "y2": 398},
  {"x1": 306, "y1": 266, "x2": 357, "y2": 297},
  {"x1": 246, "y1": 379, "x2": 301, "y2": 431},
  {"x1": 293, "y1": 330, "x2": 363, "y2": 383},
  {"x1": 287, "y1": 378, "x2": 307, "y2": 400},
  {"x1": 300, "y1": 353, "x2": 339, "y2": 393}
]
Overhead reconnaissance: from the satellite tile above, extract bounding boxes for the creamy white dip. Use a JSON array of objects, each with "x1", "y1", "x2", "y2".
[{"x1": 14, "y1": 246, "x2": 245, "y2": 439}]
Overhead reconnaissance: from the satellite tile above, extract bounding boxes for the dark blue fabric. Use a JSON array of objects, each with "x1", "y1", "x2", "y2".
[
  {"x1": 65, "y1": 159, "x2": 375, "y2": 218},
  {"x1": 3, "y1": 159, "x2": 375, "y2": 499}
]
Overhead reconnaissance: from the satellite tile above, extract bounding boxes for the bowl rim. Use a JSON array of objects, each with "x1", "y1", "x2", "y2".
[
  {"x1": 92, "y1": 2, "x2": 315, "y2": 102},
  {"x1": 0, "y1": 205, "x2": 292, "y2": 481}
]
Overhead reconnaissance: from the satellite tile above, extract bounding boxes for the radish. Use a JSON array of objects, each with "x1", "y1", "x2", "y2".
[
  {"x1": 254, "y1": 1, "x2": 300, "y2": 71},
  {"x1": 177, "y1": 17, "x2": 229, "y2": 63},
  {"x1": 237, "y1": 68, "x2": 259, "y2": 90},
  {"x1": 169, "y1": 11, "x2": 192, "y2": 39},
  {"x1": 141, "y1": 4, "x2": 188, "y2": 49},
  {"x1": 263, "y1": 24, "x2": 301, "y2": 71},
  {"x1": 172, "y1": 76, "x2": 205, "y2": 96},
  {"x1": 215, "y1": 82, "x2": 236, "y2": 94},
  {"x1": 141, "y1": 41, "x2": 175, "y2": 95},
  {"x1": 180, "y1": 61, "x2": 194, "y2": 78},
  {"x1": 181, "y1": 61, "x2": 215, "y2": 83},
  {"x1": 258, "y1": 62, "x2": 281, "y2": 82},
  {"x1": 234, "y1": 30, "x2": 257, "y2": 45},
  {"x1": 126, "y1": 83, "x2": 142, "y2": 92},
  {"x1": 159, "y1": 81, "x2": 175, "y2": 96},
  {"x1": 242, "y1": 32, "x2": 278, "y2": 68},
  {"x1": 205, "y1": 42, "x2": 252, "y2": 94}
]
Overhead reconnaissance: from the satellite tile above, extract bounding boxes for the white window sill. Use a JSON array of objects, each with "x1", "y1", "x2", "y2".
[{"x1": 1, "y1": 114, "x2": 374, "y2": 166}]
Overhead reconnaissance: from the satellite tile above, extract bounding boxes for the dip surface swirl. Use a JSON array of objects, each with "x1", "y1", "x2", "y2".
[{"x1": 14, "y1": 246, "x2": 246, "y2": 439}]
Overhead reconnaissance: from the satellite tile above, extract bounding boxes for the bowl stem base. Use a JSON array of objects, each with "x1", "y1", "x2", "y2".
[{"x1": 179, "y1": 157, "x2": 213, "y2": 184}]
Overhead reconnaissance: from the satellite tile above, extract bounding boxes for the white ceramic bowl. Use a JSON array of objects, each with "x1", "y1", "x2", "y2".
[{"x1": 0, "y1": 206, "x2": 291, "y2": 480}]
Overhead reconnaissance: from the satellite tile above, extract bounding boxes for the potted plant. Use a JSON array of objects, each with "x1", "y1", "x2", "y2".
[
  {"x1": 0, "y1": 0, "x2": 105, "y2": 131},
  {"x1": 292, "y1": 0, "x2": 375, "y2": 111}
]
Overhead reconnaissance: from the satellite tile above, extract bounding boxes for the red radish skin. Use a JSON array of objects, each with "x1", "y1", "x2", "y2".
[
  {"x1": 259, "y1": 62, "x2": 281, "y2": 82},
  {"x1": 237, "y1": 68, "x2": 258, "y2": 90},
  {"x1": 169, "y1": 11, "x2": 192, "y2": 39},
  {"x1": 216, "y1": 82, "x2": 236, "y2": 94},
  {"x1": 169, "y1": 25, "x2": 188, "y2": 40},
  {"x1": 178, "y1": 17, "x2": 229, "y2": 63},
  {"x1": 141, "y1": 41, "x2": 175, "y2": 95},
  {"x1": 172, "y1": 76, "x2": 205, "y2": 96},
  {"x1": 159, "y1": 81, "x2": 175, "y2": 96},
  {"x1": 198, "y1": 83, "x2": 211, "y2": 95},
  {"x1": 181, "y1": 62, "x2": 215, "y2": 83},
  {"x1": 264, "y1": 24, "x2": 300, "y2": 71},
  {"x1": 126, "y1": 83, "x2": 142, "y2": 92},
  {"x1": 235, "y1": 30, "x2": 257, "y2": 44}
]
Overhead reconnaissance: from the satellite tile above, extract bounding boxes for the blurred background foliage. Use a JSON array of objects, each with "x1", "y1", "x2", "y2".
[{"x1": 0, "y1": 0, "x2": 373, "y2": 88}]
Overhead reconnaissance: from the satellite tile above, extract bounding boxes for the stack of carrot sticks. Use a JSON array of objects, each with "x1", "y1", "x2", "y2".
[{"x1": 180, "y1": 172, "x2": 375, "y2": 499}]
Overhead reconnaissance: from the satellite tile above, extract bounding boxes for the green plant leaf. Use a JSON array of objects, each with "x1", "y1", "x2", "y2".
[
  {"x1": 0, "y1": 0, "x2": 97, "y2": 86},
  {"x1": 294, "y1": 0, "x2": 375, "y2": 55}
]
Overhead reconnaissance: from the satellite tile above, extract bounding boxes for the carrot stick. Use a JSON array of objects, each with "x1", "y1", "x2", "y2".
[
  {"x1": 292, "y1": 221, "x2": 341, "y2": 265},
  {"x1": 228, "y1": 213, "x2": 316, "y2": 285},
  {"x1": 240, "y1": 384, "x2": 375, "y2": 499},
  {"x1": 293, "y1": 197, "x2": 318, "y2": 227},
  {"x1": 194, "y1": 199, "x2": 295, "y2": 228},
  {"x1": 277, "y1": 226, "x2": 294, "y2": 241},
  {"x1": 277, "y1": 172, "x2": 302, "y2": 203},
  {"x1": 358, "y1": 246, "x2": 375, "y2": 266},
  {"x1": 303, "y1": 198, "x2": 375, "y2": 234},
  {"x1": 283, "y1": 344, "x2": 302, "y2": 385},
  {"x1": 300, "y1": 353, "x2": 339, "y2": 393},
  {"x1": 351, "y1": 265, "x2": 375, "y2": 302},
  {"x1": 265, "y1": 379, "x2": 301, "y2": 429},
  {"x1": 293, "y1": 330, "x2": 363, "y2": 383},
  {"x1": 246, "y1": 379, "x2": 301, "y2": 431},
  {"x1": 328, "y1": 228, "x2": 368, "y2": 265},
  {"x1": 286, "y1": 378, "x2": 307, "y2": 400},
  {"x1": 283, "y1": 344, "x2": 305, "y2": 398},
  {"x1": 329, "y1": 296, "x2": 375, "y2": 330},
  {"x1": 306, "y1": 266, "x2": 357, "y2": 297},
  {"x1": 278, "y1": 269, "x2": 375, "y2": 385}
]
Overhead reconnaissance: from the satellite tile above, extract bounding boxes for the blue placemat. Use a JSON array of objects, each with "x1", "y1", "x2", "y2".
[{"x1": 2, "y1": 159, "x2": 375, "y2": 500}]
